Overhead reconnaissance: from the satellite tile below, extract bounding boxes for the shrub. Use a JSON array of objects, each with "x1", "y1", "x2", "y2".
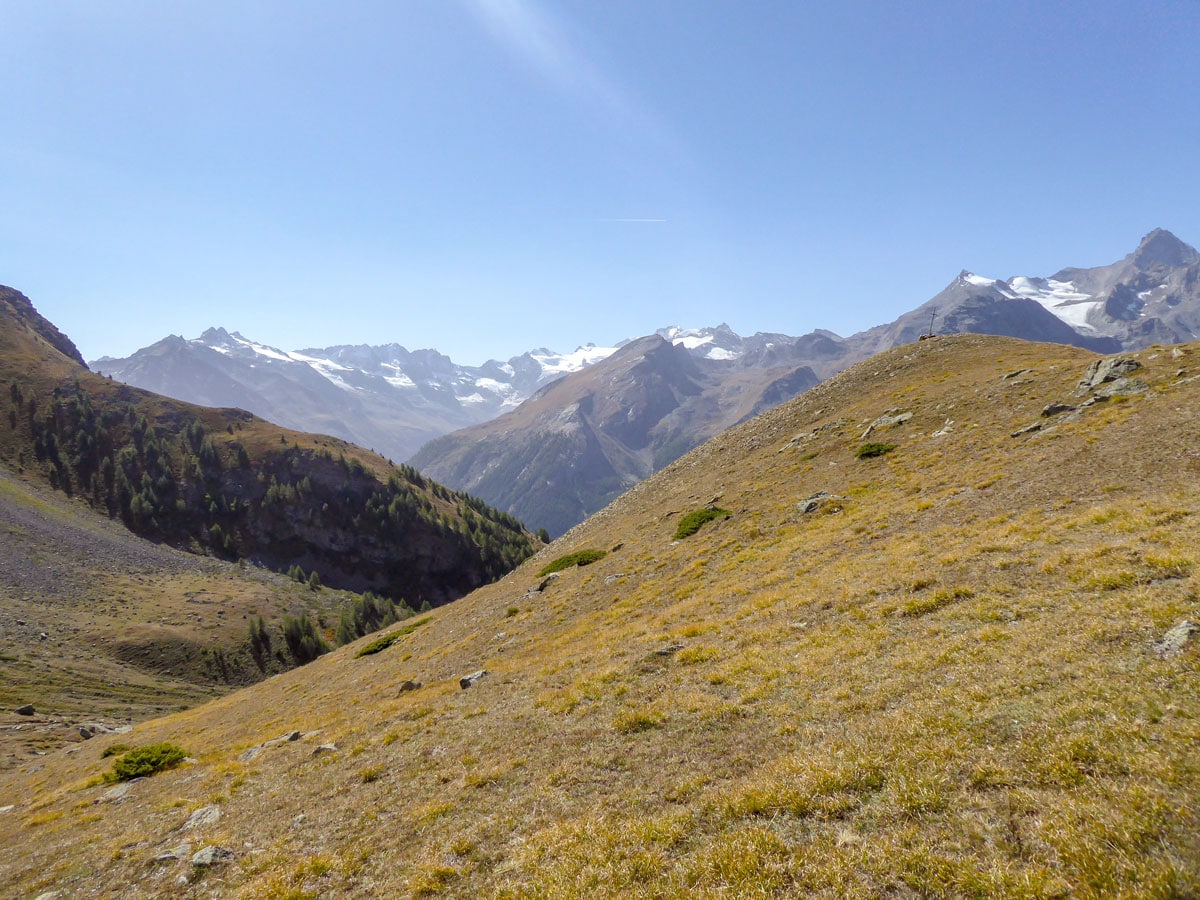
[
  {"x1": 537, "y1": 549, "x2": 607, "y2": 577},
  {"x1": 104, "y1": 743, "x2": 188, "y2": 782},
  {"x1": 100, "y1": 743, "x2": 132, "y2": 759},
  {"x1": 355, "y1": 617, "x2": 430, "y2": 658},
  {"x1": 856, "y1": 442, "x2": 896, "y2": 459},
  {"x1": 675, "y1": 507, "x2": 732, "y2": 539}
]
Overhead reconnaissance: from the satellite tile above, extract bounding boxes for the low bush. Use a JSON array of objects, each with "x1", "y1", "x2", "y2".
[
  {"x1": 355, "y1": 617, "x2": 430, "y2": 657},
  {"x1": 674, "y1": 507, "x2": 732, "y2": 539},
  {"x1": 856, "y1": 442, "x2": 896, "y2": 459},
  {"x1": 104, "y1": 743, "x2": 188, "y2": 782},
  {"x1": 537, "y1": 549, "x2": 607, "y2": 577}
]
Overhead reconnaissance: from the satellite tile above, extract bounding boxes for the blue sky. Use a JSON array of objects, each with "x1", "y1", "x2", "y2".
[{"x1": 2, "y1": 1, "x2": 1199, "y2": 364}]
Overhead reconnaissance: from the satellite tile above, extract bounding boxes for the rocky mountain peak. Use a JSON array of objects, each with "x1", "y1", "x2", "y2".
[{"x1": 1128, "y1": 228, "x2": 1199, "y2": 269}]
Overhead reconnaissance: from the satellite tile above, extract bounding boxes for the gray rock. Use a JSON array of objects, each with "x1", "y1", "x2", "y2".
[
  {"x1": 0, "y1": 804, "x2": 14, "y2": 814},
  {"x1": 603, "y1": 573, "x2": 627, "y2": 584},
  {"x1": 459, "y1": 670, "x2": 489, "y2": 689},
  {"x1": 79, "y1": 726, "x2": 94, "y2": 740},
  {"x1": 1010, "y1": 422, "x2": 1044, "y2": 437},
  {"x1": 239, "y1": 730, "x2": 304, "y2": 761},
  {"x1": 182, "y1": 805, "x2": 221, "y2": 830},
  {"x1": 534, "y1": 573, "x2": 560, "y2": 592},
  {"x1": 312, "y1": 743, "x2": 338, "y2": 756},
  {"x1": 191, "y1": 845, "x2": 234, "y2": 867},
  {"x1": 399, "y1": 680, "x2": 422, "y2": 692},
  {"x1": 862, "y1": 410, "x2": 913, "y2": 438},
  {"x1": 1094, "y1": 377, "x2": 1149, "y2": 398},
  {"x1": 15, "y1": 704, "x2": 34, "y2": 716},
  {"x1": 1156, "y1": 620, "x2": 1199, "y2": 656},
  {"x1": 153, "y1": 842, "x2": 192, "y2": 864},
  {"x1": 33, "y1": 892, "x2": 65, "y2": 900},
  {"x1": 1077, "y1": 356, "x2": 1141, "y2": 393},
  {"x1": 1003, "y1": 368, "x2": 1033, "y2": 380},
  {"x1": 98, "y1": 782, "x2": 133, "y2": 803},
  {"x1": 798, "y1": 491, "x2": 843, "y2": 514},
  {"x1": 651, "y1": 643, "x2": 685, "y2": 657},
  {"x1": 1041, "y1": 402, "x2": 1077, "y2": 417}
]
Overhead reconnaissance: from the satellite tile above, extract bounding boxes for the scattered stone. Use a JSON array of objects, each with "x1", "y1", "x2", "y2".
[
  {"x1": 861, "y1": 410, "x2": 913, "y2": 438},
  {"x1": 312, "y1": 743, "x2": 338, "y2": 756},
  {"x1": 1003, "y1": 368, "x2": 1033, "y2": 380},
  {"x1": 533, "y1": 573, "x2": 560, "y2": 592},
  {"x1": 1156, "y1": 620, "x2": 1199, "y2": 656},
  {"x1": 39, "y1": 632, "x2": 47, "y2": 641},
  {"x1": 191, "y1": 845, "x2": 234, "y2": 867},
  {"x1": 0, "y1": 804, "x2": 14, "y2": 814},
  {"x1": 239, "y1": 730, "x2": 304, "y2": 761},
  {"x1": 798, "y1": 491, "x2": 843, "y2": 514},
  {"x1": 98, "y1": 782, "x2": 134, "y2": 803},
  {"x1": 15, "y1": 704, "x2": 34, "y2": 716},
  {"x1": 153, "y1": 843, "x2": 192, "y2": 864},
  {"x1": 182, "y1": 805, "x2": 221, "y2": 830},
  {"x1": 1077, "y1": 356, "x2": 1141, "y2": 393},
  {"x1": 651, "y1": 643, "x2": 685, "y2": 657},
  {"x1": 603, "y1": 573, "x2": 627, "y2": 584},
  {"x1": 175, "y1": 875, "x2": 189, "y2": 887},
  {"x1": 399, "y1": 680, "x2": 422, "y2": 692},
  {"x1": 33, "y1": 892, "x2": 65, "y2": 900},
  {"x1": 1010, "y1": 422, "x2": 1044, "y2": 437},
  {"x1": 79, "y1": 726, "x2": 94, "y2": 740},
  {"x1": 1041, "y1": 402, "x2": 1077, "y2": 417},
  {"x1": 460, "y1": 670, "x2": 489, "y2": 689},
  {"x1": 292, "y1": 813, "x2": 307, "y2": 828},
  {"x1": 1094, "y1": 377, "x2": 1149, "y2": 399},
  {"x1": 932, "y1": 419, "x2": 954, "y2": 437}
]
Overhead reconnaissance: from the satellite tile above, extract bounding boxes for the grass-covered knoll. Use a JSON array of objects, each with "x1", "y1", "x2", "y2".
[
  {"x1": 674, "y1": 506, "x2": 731, "y2": 539},
  {"x1": 537, "y1": 548, "x2": 607, "y2": 577},
  {"x1": 3, "y1": 335, "x2": 1199, "y2": 898}
]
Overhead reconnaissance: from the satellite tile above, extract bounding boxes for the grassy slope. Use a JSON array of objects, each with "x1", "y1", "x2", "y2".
[
  {"x1": 0, "y1": 462, "x2": 369, "y2": 768},
  {"x1": 1, "y1": 335, "x2": 1198, "y2": 898}
]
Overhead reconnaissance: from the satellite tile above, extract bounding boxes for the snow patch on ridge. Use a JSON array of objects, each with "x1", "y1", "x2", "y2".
[
  {"x1": 1006, "y1": 277, "x2": 1102, "y2": 331},
  {"x1": 530, "y1": 344, "x2": 617, "y2": 375}
]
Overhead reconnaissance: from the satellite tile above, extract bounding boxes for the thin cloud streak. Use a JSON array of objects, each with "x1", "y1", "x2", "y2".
[{"x1": 594, "y1": 217, "x2": 668, "y2": 224}]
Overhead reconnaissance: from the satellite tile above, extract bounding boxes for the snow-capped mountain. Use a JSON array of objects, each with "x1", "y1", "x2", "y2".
[
  {"x1": 91, "y1": 329, "x2": 622, "y2": 463},
  {"x1": 90, "y1": 325, "x2": 831, "y2": 464}
]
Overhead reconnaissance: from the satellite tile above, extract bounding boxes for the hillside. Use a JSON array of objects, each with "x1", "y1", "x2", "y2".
[
  {"x1": 412, "y1": 335, "x2": 818, "y2": 536},
  {"x1": 0, "y1": 461, "x2": 367, "y2": 768},
  {"x1": 0, "y1": 285, "x2": 538, "y2": 604},
  {"x1": 2, "y1": 334, "x2": 1197, "y2": 897}
]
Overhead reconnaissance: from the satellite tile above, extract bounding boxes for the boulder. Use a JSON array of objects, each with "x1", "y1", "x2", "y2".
[
  {"x1": 460, "y1": 670, "x2": 489, "y2": 689},
  {"x1": 862, "y1": 410, "x2": 913, "y2": 438},
  {"x1": 399, "y1": 680, "x2": 422, "y2": 692},
  {"x1": 15, "y1": 704, "x2": 34, "y2": 716},
  {"x1": 182, "y1": 805, "x2": 221, "y2": 830},
  {"x1": 798, "y1": 492, "x2": 843, "y2": 514},
  {"x1": 1077, "y1": 357, "x2": 1141, "y2": 393},
  {"x1": 190, "y1": 845, "x2": 234, "y2": 867}
]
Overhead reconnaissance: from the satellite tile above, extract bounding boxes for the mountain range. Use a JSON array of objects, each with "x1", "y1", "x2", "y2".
[{"x1": 93, "y1": 229, "x2": 1200, "y2": 534}]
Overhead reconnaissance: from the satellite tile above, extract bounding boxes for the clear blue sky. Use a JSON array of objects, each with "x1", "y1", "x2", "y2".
[{"x1": 3, "y1": 1, "x2": 1199, "y2": 364}]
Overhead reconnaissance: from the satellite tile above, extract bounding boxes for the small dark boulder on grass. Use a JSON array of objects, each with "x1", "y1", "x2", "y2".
[{"x1": 15, "y1": 704, "x2": 34, "y2": 716}]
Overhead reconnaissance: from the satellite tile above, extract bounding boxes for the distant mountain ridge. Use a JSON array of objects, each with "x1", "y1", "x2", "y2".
[{"x1": 91, "y1": 229, "x2": 1200, "y2": 533}]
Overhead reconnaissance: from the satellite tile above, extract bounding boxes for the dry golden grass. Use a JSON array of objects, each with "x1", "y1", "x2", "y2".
[{"x1": 1, "y1": 335, "x2": 1198, "y2": 897}]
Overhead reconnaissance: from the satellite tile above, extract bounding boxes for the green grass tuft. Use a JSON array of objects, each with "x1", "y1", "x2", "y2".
[
  {"x1": 355, "y1": 617, "x2": 430, "y2": 658},
  {"x1": 674, "y1": 506, "x2": 732, "y2": 539},
  {"x1": 537, "y1": 549, "x2": 608, "y2": 577},
  {"x1": 856, "y1": 442, "x2": 897, "y2": 459}
]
